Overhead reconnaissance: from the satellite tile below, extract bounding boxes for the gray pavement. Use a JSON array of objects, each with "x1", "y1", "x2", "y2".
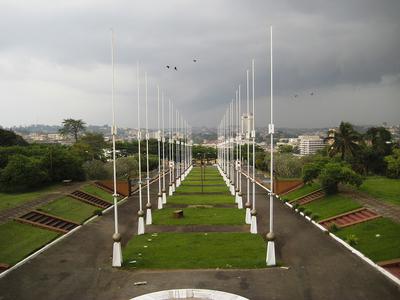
[{"x1": 0, "y1": 168, "x2": 399, "y2": 300}]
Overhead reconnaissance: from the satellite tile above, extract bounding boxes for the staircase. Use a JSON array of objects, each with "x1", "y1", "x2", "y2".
[
  {"x1": 319, "y1": 208, "x2": 380, "y2": 229},
  {"x1": 291, "y1": 189, "x2": 325, "y2": 205},
  {"x1": 15, "y1": 210, "x2": 79, "y2": 233},
  {"x1": 70, "y1": 190, "x2": 111, "y2": 209}
]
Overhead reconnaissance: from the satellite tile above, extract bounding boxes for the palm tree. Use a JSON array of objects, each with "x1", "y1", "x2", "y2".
[
  {"x1": 59, "y1": 119, "x2": 86, "y2": 142},
  {"x1": 327, "y1": 122, "x2": 360, "y2": 160}
]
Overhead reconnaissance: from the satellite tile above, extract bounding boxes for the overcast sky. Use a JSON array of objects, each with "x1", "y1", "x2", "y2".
[{"x1": 0, "y1": 0, "x2": 399, "y2": 129}]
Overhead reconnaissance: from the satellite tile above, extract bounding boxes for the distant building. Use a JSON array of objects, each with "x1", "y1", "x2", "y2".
[{"x1": 299, "y1": 135, "x2": 325, "y2": 155}]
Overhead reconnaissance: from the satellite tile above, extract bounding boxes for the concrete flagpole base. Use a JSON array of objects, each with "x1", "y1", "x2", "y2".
[
  {"x1": 176, "y1": 178, "x2": 181, "y2": 187},
  {"x1": 146, "y1": 208, "x2": 152, "y2": 225},
  {"x1": 250, "y1": 209, "x2": 257, "y2": 234},
  {"x1": 245, "y1": 207, "x2": 251, "y2": 224},
  {"x1": 162, "y1": 190, "x2": 167, "y2": 204},
  {"x1": 112, "y1": 241, "x2": 122, "y2": 267},
  {"x1": 266, "y1": 233, "x2": 276, "y2": 266},
  {"x1": 230, "y1": 184, "x2": 235, "y2": 196},
  {"x1": 234, "y1": 191, "x2": 239, "y2": 203},
  {"x1": 237, "y1": 195, "x2": 243, "y2": 209},
  {"x1": 172, "y1": 182, "x2": 176, "y2": 192},
  {"x1": 250, "y1": 216, "x2": 258, "y2": 234},
  {"x1": 157, "y1": 193, "x2": 163, "y2": 209},
  {"x1": 168, "y1": 185, "x2": 173, "y2": 196},
  {"x1": 138, "y1": 211, "x2": 145, "y2": 235}
]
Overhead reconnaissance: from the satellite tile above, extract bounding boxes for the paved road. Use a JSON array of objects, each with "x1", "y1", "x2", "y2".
[{"x1": 0, "y1": 168, "x2": 399, "y2": 300}]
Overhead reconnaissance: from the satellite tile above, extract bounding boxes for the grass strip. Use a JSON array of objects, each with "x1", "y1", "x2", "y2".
[{"x1": 123, "y1": 232, "x2": 265, "y2": 269}]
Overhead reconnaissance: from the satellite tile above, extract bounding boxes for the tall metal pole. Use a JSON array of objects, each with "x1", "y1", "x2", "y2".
[
  {"x1": 250, "y1": 59, "x2": 257, "y2": 234},
  {"x1": 110, "y1": 29, "x2": 122, "y2": 267},
  {"x1": 266, "y1": 25, "x2": 276, "y2": 266},
  {"x1": 162, "y1": 93, "x2": 167, "y2": 204},
  {"x1": 157, "y1": 86, "x2": 163, "y2": 209},
  {"x1": 145, "y1": 73, "x2": 152, "y2": 225},
  {"x1": 246, "y1": 70, "x2": 251, "y2": 226},
  {"x1": 137, "y1": 63, "x2": 145, "y2": 235}
]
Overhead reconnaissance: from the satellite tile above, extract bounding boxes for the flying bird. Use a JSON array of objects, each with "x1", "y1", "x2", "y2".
[
  {"x1": 193, "y1": 59, "x2": 197, "y2": 62},
  {"x1": 310, "y1": 92, "x2": 314, "y2": 96},
  {"x1": 166, "y1": 65, "x2": 170, "y2": 69},
  {"x1": 174, "y1": 67, "x2": 178, "y2": 71},
  {"x1": 294, "y1": 94, "x2": 298, "y2": 98}
]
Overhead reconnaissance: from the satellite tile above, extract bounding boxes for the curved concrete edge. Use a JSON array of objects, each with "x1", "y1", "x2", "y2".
[{"x1": 132, "y1": 289, "x2": 249, "y2": 300}]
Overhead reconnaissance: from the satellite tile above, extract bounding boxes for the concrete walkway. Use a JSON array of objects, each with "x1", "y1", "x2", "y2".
[
  {"x1": 341, "y1": 186, "x2": 400, "y2": 223},
  {"x1": 0, "y1": 182, "x2": 86, "y2": 225},
  {"x1": 0, "y1": 169, "x2": 399, "y2": 300}
]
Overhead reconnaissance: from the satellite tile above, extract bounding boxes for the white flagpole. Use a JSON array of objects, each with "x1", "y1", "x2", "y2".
[
  {"x1": 162, "y1": 93, "x2": 167, "y2": 204},
  {"x1": 157, "y1": 86, "x2": 163, "y2": 209},
  {"x1": 246, "y1": 69, "x2": 252, "y2": 231},
  {"x1": 266, "y1": 25, "x2": 276, "y2": 266},
  {"x1": 145, "y1": 72, "x2": 152, "y2": 225},
  {"x1": 250, "y1": 59, "x2": 257, "y2": 234},
  {"x1": 110, "y1": 29, "x2": 122, "y2": 267},
  {"x1": 137, "y1": 63, "x2": 145, "y2": 235}
]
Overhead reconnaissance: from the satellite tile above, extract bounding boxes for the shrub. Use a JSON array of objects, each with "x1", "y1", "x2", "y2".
[
  {"x1": 304, "y1": 210, "x2": 312, "y2": 216},
  {"x1": 298, "y1": 206, "x2": 305, "y2": 212},
  {"x1": 345, "y1": 234, "x2": 359, "y2": 246},
  {"x1": 319, "y1": 162, "x2": 362, "y2": 194},
  {"x1": 292, "y1": 203, "x2": 299, "y2": 209},
  {"x1": 328, "y1": 223, "x2": 339, "y2": 233},
  {"x1": 0, "y1": 154, "x2": 49, "y2": 191},
  {"x1": 94, "y1": 209, "x2": 103, "y2": 216},
  {"x1": 311, "y1": 213, "x2": 319, "y2": 221}
]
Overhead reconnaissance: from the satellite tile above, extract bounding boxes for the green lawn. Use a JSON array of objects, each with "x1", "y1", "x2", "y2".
[
  {"x1": 281, "y1": 182, "x2": 321, "y2": 201},
  {"x1": 80, "y1": 184, "x2": 115, "y2": 203},
  {"x1": 0, "y1": 221, "x2": 59, "y2": 265},
  {"x1": 0, "y1": 184, "x2": 60, "y2": 212},
  {"x1": 304, "y1": 194, "x2": 362, "y2": 220},
  {"x1": 181, "y1": 179, "x2": 225, "y2": 185},
  {"x1": 167, "y1": 194, "x2": 234, "y2": 205},
  {"x1": 336, "y1": 218, "x2": 400, "y2": 262},
  {"x1": 152, "y1": 207, "x2": 244, "y2": 225},
  {"x1": 123, "y1": 232, "x2": 265, "y2": 269},
  {"x1": 175, "y1": 185, "x2": 230, "y2": 194},
  {"x1": 38, "y1": 196, "x2": 98, "y2": 224},
  {"x1": 359, "y1": 176, "x2": 400, "y2": 206}
]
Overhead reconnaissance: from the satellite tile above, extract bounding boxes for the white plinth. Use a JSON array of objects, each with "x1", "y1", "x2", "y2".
[
  {"x1": 157, "y1": 196, "x2": 163, "y2": 209},
  {"x1": 266, "y1": 241, "x2": 276, "y2": 266},
  {"x1": 250, "y1": 215, "x2": 257, "y2": 234},
  {"x1": 245, "y1": 207, "x2": 251, "y2": 224},
  {"x1": 146, "y1": 208, "x2": 152, "y2": 225},
  {"x1": 162, "y1": 192, "x2": 167, "y2": 204},
  {"x1": 237, "y1": 196, "x2": 243, "y2": 209},
  {"x1": 112, "y1": 242, "x2": 122, "y2": 267},
  {"x1": 138, "y1": 216, "x2": 145, "y2": 235}
]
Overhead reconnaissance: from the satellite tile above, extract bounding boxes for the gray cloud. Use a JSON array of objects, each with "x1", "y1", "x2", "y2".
[{"x1": 0, "y1": 0, "x2": 399, "y2": 129}]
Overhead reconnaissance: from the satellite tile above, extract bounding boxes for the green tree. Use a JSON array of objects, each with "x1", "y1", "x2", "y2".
[
  {"x1": 83, "y1": 160, "x2": 109, "y2": 180},
  {"x1": 385, "y1": 149, "x2": 400, "y2": 178},
  {"x1": 59, "y1": 119, "x2": 86, "y2": 142},
  {"x1": 328, "y1": 122, "x2": 361, "y2": 160},
  {"x1": 0, "y1": 128, "x2": 28, "y2": 146},
  {"x1": 319, "y1": 162, "x2": 362, "y2": 194},
  {"x1": 0, "y1": 154, "x2": 49, "y2": 191},
  {"x1": 73, "y1": 132, "x2": 107, "y2": 161}
]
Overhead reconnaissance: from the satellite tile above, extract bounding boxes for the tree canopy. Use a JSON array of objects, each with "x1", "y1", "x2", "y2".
[{"x1": 59, "y1": 119, "x2": 86, "y2": 142}]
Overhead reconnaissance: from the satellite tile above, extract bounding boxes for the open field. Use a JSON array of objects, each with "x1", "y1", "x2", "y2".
[
  {"x1": 359, "y1": 176, "x2": 400, "y2": 206},
  {"x1": 335, "y1": 217, "x2": 400, "y2": 262},
  {"x1": 123, "y1": 232, "x2": 265, "y2": 269},
  {"x1": 152, "y1": 207, "x2": 244, "y2": 225},
  {"x1": 38, "y1": 196, "x2": 98, "y2": 224},
  {"x1": 303, "y1": 194, "x2": 362, "y2": 220},
  {"x1": 0, "y1": 184, "x2": 60, "y2": 212},
  {"x1": 175, "y1": 185, "x2": 230, "y2": 194},
  {"x1": 0, "y1": 221, "x2": 59, "y2": 265}
]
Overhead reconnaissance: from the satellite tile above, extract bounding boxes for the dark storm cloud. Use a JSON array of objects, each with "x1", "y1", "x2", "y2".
[{"x1": 0, "y1": 0, "x2": 399, "y2": 128}]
